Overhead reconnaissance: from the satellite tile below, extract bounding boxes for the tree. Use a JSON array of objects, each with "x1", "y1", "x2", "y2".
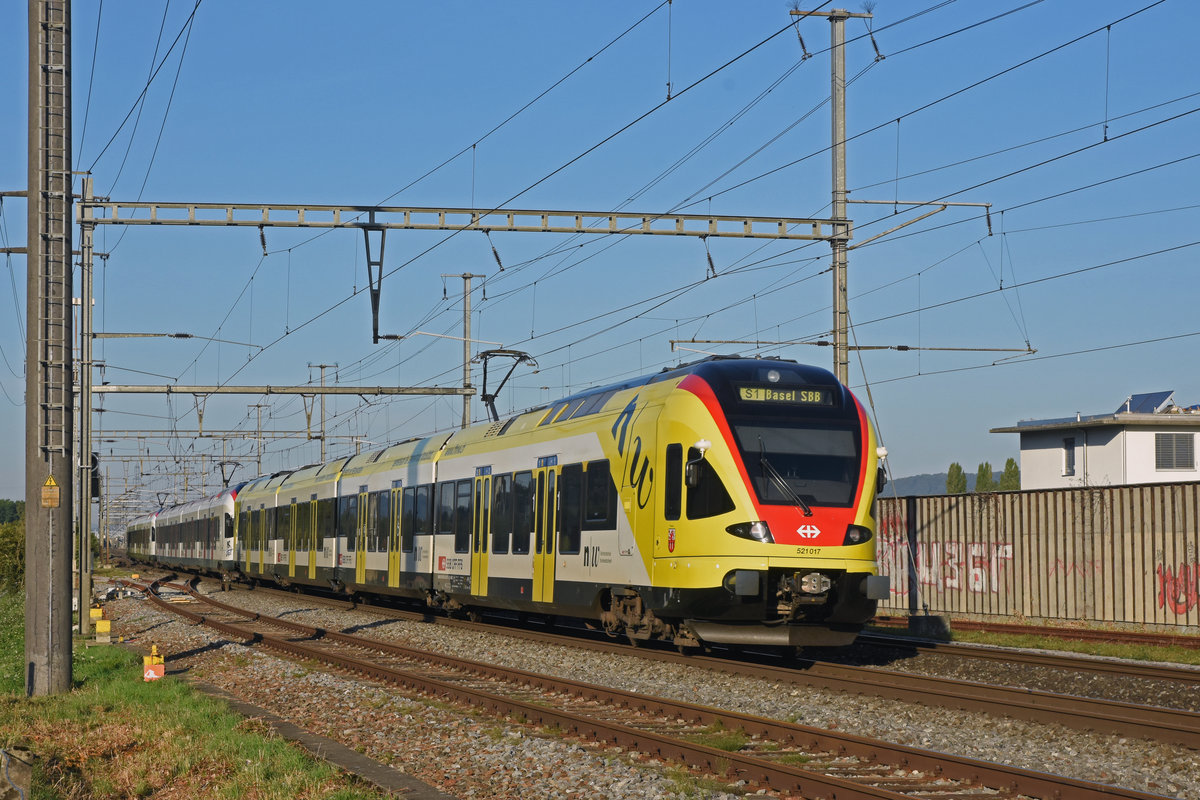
[
  {"x1": 0, "y1": 499, "x2": 24, "y2": 524},
  {"x1": 974, "y1": 462, "x2": 997, "y2": 492},
  {"x1": 0, "y1": 514, "x2": 24, "y2": 592},
  {"x1": 946, "y1": 463, "x2": 967, "y2": 494},
  {"x1": 999, "y1": 458, "x2": 1021, "y2": 491}
]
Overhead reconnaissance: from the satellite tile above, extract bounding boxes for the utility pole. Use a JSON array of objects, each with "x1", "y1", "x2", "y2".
[
  {"x1": 248, "y1": 403, "x2": 268, "y2": 475},
  {"x1": 26, "y1": 0, "x2": 74, "y2": 695},
  {"x1": 78, "y1": 177, "x2": 95, "y2": 635},
  {"x1": 792, "y1": 7, "x2": 870, "y2": 385},
  {"x1": 309, "y1": 363, "x2": 337, "y2": 461},
  {"x1": 442, "y1": 274, "x2": 485, "y2": 429}
]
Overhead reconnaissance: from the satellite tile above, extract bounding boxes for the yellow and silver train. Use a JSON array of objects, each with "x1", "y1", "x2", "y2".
[{"x1": 129, "y1": 356, "x2": 890, "y2": 647}]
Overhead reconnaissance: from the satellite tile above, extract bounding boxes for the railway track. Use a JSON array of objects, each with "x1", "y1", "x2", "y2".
[
  {"x1": 131, "y1": 578, "x2": 1174, "y2": 800},
  {"x1": 872, "y1": 615, "x2": 1200, "y2": 650},
  {"x1": 198, "y1": 579, "x2": 1200, "y2": 749},
  {"x1": 853, "y1": 631, "x2": 1200, "y2": 687}
]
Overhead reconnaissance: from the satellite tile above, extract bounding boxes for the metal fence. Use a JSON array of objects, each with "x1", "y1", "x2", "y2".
[{"x1": 875, "y1": 481, "x2": 1200, "y2": 632}]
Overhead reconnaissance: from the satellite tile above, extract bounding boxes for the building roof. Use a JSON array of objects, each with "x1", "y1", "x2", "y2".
[{"x1": 991, "y1": 390, "x2": 1200, "y2": 434}]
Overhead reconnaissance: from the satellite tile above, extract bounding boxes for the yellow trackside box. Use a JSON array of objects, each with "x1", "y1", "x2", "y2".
[{"x1": 142, "y1": 645, "x2": 164, "y2": 681}]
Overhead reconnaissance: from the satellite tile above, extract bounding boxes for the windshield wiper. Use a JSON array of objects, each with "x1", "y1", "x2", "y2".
[{"x1": 758, "y1": 436, "x2": 812, "y2": 517}]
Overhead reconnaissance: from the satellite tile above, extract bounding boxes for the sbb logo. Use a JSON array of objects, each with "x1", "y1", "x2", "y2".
[{"x1": 796, "y1": 524, "x2": 822, "y2": 539}]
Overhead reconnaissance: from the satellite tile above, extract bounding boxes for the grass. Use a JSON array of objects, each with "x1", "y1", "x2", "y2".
[
  {"x1": 0, "y1": 589, "x2": 392, "y2": 800},
  {"x1": 681, "y1": 721, "x2": 750, "y2": 753},
  {"x1": 662, "y1": 765, "x2": 742, "y2": 797}
]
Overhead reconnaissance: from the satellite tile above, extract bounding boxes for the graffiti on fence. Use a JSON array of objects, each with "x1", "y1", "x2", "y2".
[
  {"x1": 1156, "y1": 561, "x2": 1199, "y2": 615},
  {"x1": 878, "y1": 531, "x2": 1013, "y2": 594}
]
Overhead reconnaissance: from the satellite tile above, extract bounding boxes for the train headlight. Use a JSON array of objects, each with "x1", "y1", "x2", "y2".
[
  {"x1": 843, "y1": 524, "x2": 873, "y2": 545},
  {"x1": 726, "y1": 520, "x2": 773, "y2": 543}
]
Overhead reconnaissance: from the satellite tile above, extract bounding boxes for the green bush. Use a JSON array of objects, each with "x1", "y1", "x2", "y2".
[{"x1": 0, "y1": 515, "x2": 22, "y2": 593}]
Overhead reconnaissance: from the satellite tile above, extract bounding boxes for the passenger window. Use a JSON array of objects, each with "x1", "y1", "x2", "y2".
[
  {"x1": 491, "y1": 474, "x2": 511, "y2": 554},
  {"x1": 559, "y1": 463, "x2": 583, "y2": 554},
  {"x1": 338, "y1": 494, "x2": 357, "y2": 549},
  {"x1": 583, "y1": 460, "x2": 616, "y2": 530},
  {"x1": 436, "y1": 482, "x2": 456, "y2": 536},
  {"x1": 455, "y1": 479, "x2": 473, "y2": 553},
  {"x1": 414, "y1": 485, "x2": 433, "y2": 536},
  {"x1": 512, "y1": 471, "x2": 534, "y2": 554},
  {"x1": 374, "y1": 491, "x2": 391, "y2": 553},
  {"x1": 400, "y1": 488, "x2": 416, "y2": 553},
  {"x1": 317, "y1": 498, "x2": 335, "y2": 551},
  {"x1": 538, "y1": 402, "x2": 569, "y2": 426},
  {"x1": 275, "y1": 505, "x2": 290, "y2": 541}
]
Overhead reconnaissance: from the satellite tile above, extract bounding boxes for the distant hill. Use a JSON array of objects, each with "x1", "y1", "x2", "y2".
[{"x1": 887, "y1": 472, "x2": 977, "y2": 496}]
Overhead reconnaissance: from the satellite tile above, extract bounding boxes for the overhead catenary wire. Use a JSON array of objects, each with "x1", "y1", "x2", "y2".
[
  {"x1": 108, "y1": 4, "x2": 1195, "y2": 494},
  {"x1": 86, "y1": 0, "x2": 203, "y2": 174}
]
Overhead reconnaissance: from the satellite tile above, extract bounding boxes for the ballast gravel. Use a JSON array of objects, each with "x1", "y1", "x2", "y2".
[{"x1": 103, "y1": 580, "x2": 1200, "y2": 800}]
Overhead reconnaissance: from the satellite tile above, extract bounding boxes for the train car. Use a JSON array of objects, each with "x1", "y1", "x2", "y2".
[
  {"x1": 124, "y1": 511, "x2": 158, "y2": 564},
  {"x1": 236, "y1": 471, "x2": 294, "y2": 582},
  {"x1": 419, "y1": 355, "x2": 888, "y2": 646},
  {"x1": 332, "y1": 434, "x2": 449, "y2": 597},
  {"x1": 135, "y1": 356, "x2": 889, "y2": 648},
  {"x1": 152, "y1": 485, "x2": 243, "y2": 581},
  {"x1": 271, "y1": 459, "x2": 349, "y2": 589}
]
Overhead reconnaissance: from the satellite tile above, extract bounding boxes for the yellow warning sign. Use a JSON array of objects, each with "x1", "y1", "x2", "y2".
[{"x1": 40, "y1": 476, "x2": 60, "y2": 509}]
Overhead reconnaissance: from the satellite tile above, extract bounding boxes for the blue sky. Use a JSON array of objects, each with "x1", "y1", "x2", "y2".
[{"x1": 2, "y1": 1, "x2": 1199, "y2": 516}]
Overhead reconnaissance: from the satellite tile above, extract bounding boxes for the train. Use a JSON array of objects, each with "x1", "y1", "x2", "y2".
[{"x1": 126, "y1": 356, "x2": 891, "y2": 648}]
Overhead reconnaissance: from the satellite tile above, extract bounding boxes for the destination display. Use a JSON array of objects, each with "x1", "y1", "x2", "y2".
[{"x1": 737, "y1": 385, "x2": 832, "y2": 406}]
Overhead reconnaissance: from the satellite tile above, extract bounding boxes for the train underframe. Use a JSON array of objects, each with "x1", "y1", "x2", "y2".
[{"x1": 596, "y1": 566, "x2": 885, "y2": 649}]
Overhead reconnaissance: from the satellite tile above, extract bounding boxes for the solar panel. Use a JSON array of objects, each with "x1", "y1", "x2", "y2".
[{"x1": 1118, "y1": 391, "x2": 1173, "y2": 414}]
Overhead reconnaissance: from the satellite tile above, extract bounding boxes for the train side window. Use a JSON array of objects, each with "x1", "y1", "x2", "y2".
[
  {"x1": 238, "y1": 510, "x2": 249, "y2": 545},
  {"x1": 338, "y1": 494, "x2": 358, "y2": 550},
  {"x1": 374, "y1": 491, "x2": 391, "y2": 553},
  {"x1": 317, "y1": 498, "x2": 335, "y2": 551},
  {"x1": 414, "y1": 484, "x2": 433, "y2": 537},
  {"x1": 664, "y1": 444, "x2": 682, "y2": 521},
  {"x1": 686, "y1": 447, "x2": 735, "y2": 520},
  {"x1": 538, "y1": 402, "x2": 569, "y2": 426},
  {"x1": 512, "y1": 471, "x2": 534, "y2": 554},
  {"x1": 582, "y1": 460, "x2": 617, "y2": 531},
  {"x1": 455, "y1": 479, "x2": 473, "y2": 554},
  {"x1": 436, "y1": 481, "x2": 456, "y2": 537},
  {"x1": 400, "y1": 488, "x2": 416, "y2": 553},
  {"x1": 275, "y1": 504, "x2": 290, "y2": 542},
  {"x1": 558, "y1": 463, "x2": 583, "y2": 554},
  {"x1": 491, "y1": 473, "x2": 512, "y2": 554},
  {"x1": 295, "y1": 502, "x2": 310, "y2": 550}
]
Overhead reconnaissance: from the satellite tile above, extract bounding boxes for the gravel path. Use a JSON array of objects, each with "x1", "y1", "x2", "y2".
[{"x1": 103, "y1": 579, "x2": 1200, "y2": 799}]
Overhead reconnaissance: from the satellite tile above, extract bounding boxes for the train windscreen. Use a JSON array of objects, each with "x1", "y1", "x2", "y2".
[{"x1": 732, "y1": 422, "x2": 860, "y2": 507}]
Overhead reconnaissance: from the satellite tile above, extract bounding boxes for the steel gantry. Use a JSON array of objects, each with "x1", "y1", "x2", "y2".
[{"x1": 70, "y1": 203, "x2": 847, "y2": 638}]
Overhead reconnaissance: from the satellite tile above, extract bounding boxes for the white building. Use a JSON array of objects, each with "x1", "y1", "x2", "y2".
[{"x1": 991, "y1": 391, "x2": 1200, "y2": 489}]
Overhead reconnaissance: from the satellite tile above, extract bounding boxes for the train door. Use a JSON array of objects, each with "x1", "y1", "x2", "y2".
[
  {"x1": 470, "y1": 474, "x2": 491, "y2": 597},
  {"x1": 533, "y1": 467, "x2": 557, "y2": 603},
  {"x1": 307, "y1": 497, "x2": 318, "y2": 580},
  {"x1": 355, "y1": 489, "x2": 368, "y2": 585},
  {"x1": 387, "y1": 484, "x2": 402, "y2": 588}
]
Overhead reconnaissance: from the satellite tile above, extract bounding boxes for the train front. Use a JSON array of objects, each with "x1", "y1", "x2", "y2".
[{"x1": 657, "y1": 358, "x2": 889, "y2": 647}]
